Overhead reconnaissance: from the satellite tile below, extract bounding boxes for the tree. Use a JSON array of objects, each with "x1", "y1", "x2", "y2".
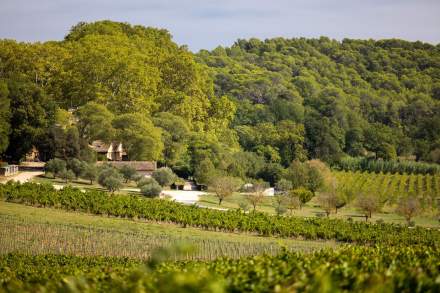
[
  {"x1": 305, "y1": 164, "x2": 324, "y2": 194},
  {"x1": 245, "y1": 180, "x2": 268, "y2": 211},
  {"x1": 82, "y1": 163, "x2": 97, "y2": 184},
  {"x1": 209, "y1": 176, "x2": 242, "y2": 205},
  {"x1": 112, "y1": 113, "x2": 163, "y2": 161},
  {"x1": 140, "y1": 178, "x2": 162, "y2": 197},
  {"x1": 152, "y1": 167, "x2": 177, "y2": 187},
  {"x1": 317, "y1": 192, "x2": 338, "y2": 217},
  {"x1": 45, "y1": 158, "x2": 67, "y2": 178},
  {"x1": 193, "y1": 158, "x2": 217, "y2": 187},
  {"x1": 275, "y1": 179, "x2": 292, "y2": 195},
  {"x1": 292, "y1": 187, "x2": 314, "y2": 209},
  {"x1": 98, "y1": 166, "x2": 123, "y2": 193},
  {"x1": 76, "y1": 102, "x2": 115, "y2": 142},
  {"x1": 59, "y1": 169, "x2": 75, "y2": 183},
  {"x1": 0, "y1": 81, "x2": 10, "y2": 156},
  {"x1": 285, "y1": 191, "x2": 301, "y2": 215},
  {"x1": 153, "y1": 112, "x2": 190, "y2": 167},
  {"x1": 272, "y1": 194, "x2": 287, "y2": 216},
  {"x1": 356, "y1": 193, "x2": 381, "y2": 221},
  {"x1": 67, "y1": 158, "x2": 85, "y2": 179},
  {"x1": 119, "y1": 165, "x2": 137, "y2": 183},
  {"x1": 396, "y1": 196, "x2": 420, "y2": 225}
]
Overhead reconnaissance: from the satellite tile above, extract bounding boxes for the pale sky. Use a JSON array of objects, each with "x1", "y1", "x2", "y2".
[{"x1": 0, "y1": 0, "x2": 439, "y2": 51}]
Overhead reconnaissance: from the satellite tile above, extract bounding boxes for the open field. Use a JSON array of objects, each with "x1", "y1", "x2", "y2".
[{"x1": 0, "y1": 202, "x2": 336, "y2": 259}]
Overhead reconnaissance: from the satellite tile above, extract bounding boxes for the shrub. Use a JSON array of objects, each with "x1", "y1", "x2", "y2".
[
  {"x1": 119, "y1": 165, "x2": 137, "y2": 183},
  {"x1": 98, "y1": 167, "x2": 123, "y2": 193},
  {"x1": 140, "y1": 179, "x2": 162, "y2": 198},
  {"x1": 152, "y1": 167, "x2": 177, "y2": 187}
]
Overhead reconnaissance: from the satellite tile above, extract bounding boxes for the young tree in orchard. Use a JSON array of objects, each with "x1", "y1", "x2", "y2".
[
  {"x1": 292, "y1": 187, "x2": 314, "y2": 209},
  {"x1": 356, "y1": 193, "x2": 381, "y2": 221},
  {"x1": 272, "y1": 194, "x2": 288, "y2": 216},
  {"x1": 209, "y1": 176, "x2": 242, "y2": 205},
  {"x1": 317, "y1": 192, "x2": 338, "y2": 217},
  {"x1": 285, "y1": 191, "x2": 301, "y2": 215},
  {"x1": 98, "y1": 166, "x2": 123, "y2": 193},
  {"x1": 139, "y1": 178, "x2": 162, "y2": 198},
  {"x1": 59, "y1": 169, "x2": 75, "y2": 183},
  {"x1": 152, "y1": 167, "x2": 177, "y2": 187},
  {"x1": 82, "y1": 163, "x2": 98, "y2": 184},
  {"x1": 119, "y1": 165, "x2": 137, "y2": 183},
  {"x1": 45, "y1": 158, "x2": 67, "y2": 178},
  {"x1": 245, "y1": 180, "x2": 269, "y2": 212},
  {"x1": 67, "y1": 158, "x2": 86, "y2": 179},
  {"x1": 396, "y1": 196, "x2": 421, "y2": 225}
]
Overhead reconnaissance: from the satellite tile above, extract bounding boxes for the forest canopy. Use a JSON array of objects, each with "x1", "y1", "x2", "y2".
[{"x1": 0, "y1": 20, "x2": 439, "y2": 182}]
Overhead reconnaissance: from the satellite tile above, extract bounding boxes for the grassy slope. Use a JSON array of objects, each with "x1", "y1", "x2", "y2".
[{"x1": 0, "y1": 202, "x2": 337, "y2": 259}]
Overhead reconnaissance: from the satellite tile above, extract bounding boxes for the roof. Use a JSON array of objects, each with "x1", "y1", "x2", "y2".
[
  {"x1": 90, "y1": 140, "x2": 110, "y2": 153},
  {"x1": 96, "y1": 161, "x2": 156, "y2": 171},
  {"x1": 90, "y1": 140, "x2": 126, "y2": 155}
]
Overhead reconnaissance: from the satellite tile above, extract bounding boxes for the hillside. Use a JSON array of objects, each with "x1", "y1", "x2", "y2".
[
  {"x1": 0, "y1": 21, "x2": 439, "y2": 185},
  {"x1": 197, "y1": 38, "x2": 440, "y2": 166}
]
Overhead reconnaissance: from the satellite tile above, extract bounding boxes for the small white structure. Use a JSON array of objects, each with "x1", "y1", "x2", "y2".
[{"x1": 263, "y1": 188, "x2": 275, "y2": 196}]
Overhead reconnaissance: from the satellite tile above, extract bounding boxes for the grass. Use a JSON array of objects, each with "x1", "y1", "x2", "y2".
[
  {"x1": 0, "y1": 202, "x2": 337, "y2": 259},
  {"x1": 199, "y1": 193, "x2": 440, "y2": 228},
  {"x1": 32, "y1": 175, "x2": 141, "y2": 195}
]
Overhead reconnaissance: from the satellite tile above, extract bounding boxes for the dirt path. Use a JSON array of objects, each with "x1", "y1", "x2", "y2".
[
  {"x1": 161, "y1": 190, "x2": 206, "y2": 205},
  {"x1": 2, "y1": 171, "x2": 44, "y2": 183}
]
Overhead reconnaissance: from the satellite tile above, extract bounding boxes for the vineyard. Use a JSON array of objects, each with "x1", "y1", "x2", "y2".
[
  {"x1": 335, "y1": 157, "x2": 440, "y2": 175},
  {"x1": 1, "y1": 182, "x2": 440, "y2": 245},
  {"x1": 334, "y1": 170, "x2": 440, "y2": 207},
  {"x1": 2, "y1": 244, "x2": 440, "y2": 292},
  {"x1": 0, "y1": 214, "x2": 332, "y2": 260}
]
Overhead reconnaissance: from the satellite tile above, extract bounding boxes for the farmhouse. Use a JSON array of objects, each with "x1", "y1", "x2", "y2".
[{"x1": 91, "y1": 140, "x2": 128, "y2": 161}]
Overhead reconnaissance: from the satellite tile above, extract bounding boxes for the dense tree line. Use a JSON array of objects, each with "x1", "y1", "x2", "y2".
[
  {"x1": 0, "y1": 21, "x2": 439, "y2": 183},
  {"x1": 197, "y1": 37, "x2": 440, "y2": 167}
]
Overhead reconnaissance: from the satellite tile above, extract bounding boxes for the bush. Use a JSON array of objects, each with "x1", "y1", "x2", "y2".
[
  {"x1": 119, "y1": 165, "x2": 137, "y2": 183},
  {"x1": 98, "y1": 167, "x2": 123, "y2": 193},
  {"x1": 140, "y1": 179, "x2": 162, "y2": 197},
  {"x1": 152, "y1": 167, "x2": 177, "y2": 187}
]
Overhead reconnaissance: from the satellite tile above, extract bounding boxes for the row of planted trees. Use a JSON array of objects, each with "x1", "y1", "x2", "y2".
[
  {"x1": 44, "y1": 158, "x2": 179, "y2": 197},
  {"x1": 206, "y1": 159, "x2": 427, "y2": 225}
]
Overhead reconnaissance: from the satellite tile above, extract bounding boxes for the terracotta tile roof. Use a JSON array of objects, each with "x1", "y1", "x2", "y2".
[
  {"x1": 90, "y1": 140, "x2": 110, "y2": 153},
  {"x1": 96, "y1": 161, "x2": 156, "y2": 171}
]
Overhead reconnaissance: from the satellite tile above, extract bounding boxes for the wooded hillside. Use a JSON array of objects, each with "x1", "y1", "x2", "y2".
[{"x1": 1, "y1": 21, "x2": 439, "y2": 181}]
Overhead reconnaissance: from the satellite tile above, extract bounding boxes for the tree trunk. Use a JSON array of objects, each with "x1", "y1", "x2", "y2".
[{"x1": 219, "y1": 198, "x2": 223, "y2": 205}]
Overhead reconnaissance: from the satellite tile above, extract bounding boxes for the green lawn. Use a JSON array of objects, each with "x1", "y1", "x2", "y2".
[
  {"x1": 0, "y1": 202, "x2": 337, "y2": 260},
  {"x1": 199, "y1": 193, "x2": 440, "y2": 228}
]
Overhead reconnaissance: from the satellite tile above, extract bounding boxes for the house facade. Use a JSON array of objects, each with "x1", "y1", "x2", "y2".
[{"x1": 90, "y1": 140, "x2": 128, "y2": 161}]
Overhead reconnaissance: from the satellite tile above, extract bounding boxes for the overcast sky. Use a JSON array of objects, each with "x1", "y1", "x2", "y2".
[{"x1": 0, "y1": 0, "x2": 439, "y2": 51}]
